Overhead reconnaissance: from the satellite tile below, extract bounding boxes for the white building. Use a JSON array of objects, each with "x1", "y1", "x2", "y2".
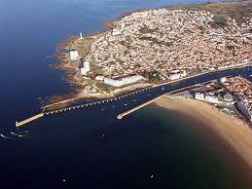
[
  {"x1": 168, "y1": 70, "x2": 187, "y2": 80},
  {"x1": 220, "y1": 77, "x2": 227, "y2": 84},
  {"x1": 104, "y1": 75, "x2": 145, "y2": 87},
  {"x1": 195, "y1": 92, "x2": 223, "y2": 104},
  {"x1": 205, "y1": 95, "x2": 220, "y2": 104},
  {"x1": 95, "y1": 75, "x2": 105, "y2": 81},
  {"x1": 69, "y1": 50, "x2": 80, "y2": 62},
  {"x1": 80, "y1": 61, "x2": 90, "y2": 76},
  {"x1": 194, "y1": 92, "x2": 205, "y2": 101},
  {"x1": 112, "y1": 29, "x2": 121, "y2": 36}
]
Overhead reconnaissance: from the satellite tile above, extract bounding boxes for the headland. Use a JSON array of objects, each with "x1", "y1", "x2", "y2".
[
  {"x1": 16, "y1": 1, "x2": 252, "y2": 128},
  {"x1": 51, "y1": 0, "x2": 252, "y2": 109}
]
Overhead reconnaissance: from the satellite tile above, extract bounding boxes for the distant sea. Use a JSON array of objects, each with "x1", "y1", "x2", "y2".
[{"x1": 0, "y1": 0, "x2": 251, "y2": 188}]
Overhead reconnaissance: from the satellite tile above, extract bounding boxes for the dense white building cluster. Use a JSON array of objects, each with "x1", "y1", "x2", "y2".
[
  {"x1": 222, "y1": 77, "x2": 252, "y2": 121},
  {"x1": 84, "y1": 8, "x2": 252, "y2": 80}
]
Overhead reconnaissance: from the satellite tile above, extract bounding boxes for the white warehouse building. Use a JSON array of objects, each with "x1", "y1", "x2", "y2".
[
  {"x1": 69, "y1": 49, "x2": 80, "y2": 62},
  {"x1": 104, "y1": 75, "x2": 145, "y2": 87},
  {"x1": 80, "y1": 61, "x2": 91, "y2": 76},
  {"x1": 168, "y1": 70, "x2": 187, "y2": 80}
]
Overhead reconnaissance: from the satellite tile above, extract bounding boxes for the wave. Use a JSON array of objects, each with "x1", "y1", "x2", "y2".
[
  {"x1": 10, "y1": 130, "x2": 29, "y2": 138},
  {"x1": 0, "y1": 133, "x2": 12, "y2": 140}
]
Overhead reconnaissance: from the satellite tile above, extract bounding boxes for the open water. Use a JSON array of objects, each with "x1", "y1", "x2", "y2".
[{"x1": 0, "y1": 0, "x2": 251, "y2": 188}]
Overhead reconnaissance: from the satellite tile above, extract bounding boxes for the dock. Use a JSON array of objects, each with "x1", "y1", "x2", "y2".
[
  {"x1": 117, "y1": 96, "x2": 162, "y2": 120},
  {"x1": 16, "y1": 113, "x2": 44, "y2": 128}
]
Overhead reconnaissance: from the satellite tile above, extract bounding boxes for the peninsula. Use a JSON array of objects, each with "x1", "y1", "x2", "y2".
[
  {"x1": 16, "y1": 1, "x2": 252, "y2": 129},
  {"x1": 50, "y1": 0, "x2": 252, "y2": 110}
]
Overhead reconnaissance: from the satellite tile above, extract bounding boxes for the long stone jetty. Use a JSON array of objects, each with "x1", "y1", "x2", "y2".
[
  {"x1": 16, "y1": 113, "x2": 44, "y2": 128},
  {"x1": 117, "y1": 96, "x2": 162, "y2": 120}
]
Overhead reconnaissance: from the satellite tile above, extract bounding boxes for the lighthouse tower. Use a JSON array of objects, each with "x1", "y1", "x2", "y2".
[{"x1": 80, "y1": 32, "x2": 84, "y2": 40}]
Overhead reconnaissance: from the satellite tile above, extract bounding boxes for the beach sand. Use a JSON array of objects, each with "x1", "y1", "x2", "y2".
[{"x1": 155, "y1": 95, "x2": 252, "y2": 182}]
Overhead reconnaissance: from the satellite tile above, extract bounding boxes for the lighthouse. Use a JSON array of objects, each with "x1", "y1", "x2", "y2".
[{"x1": 80, "y1": 32, "x2": 84, "y2": 40}]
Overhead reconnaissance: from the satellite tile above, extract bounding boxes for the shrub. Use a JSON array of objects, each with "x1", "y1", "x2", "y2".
[{"x1": 212, "y1": 15, "x2": 227, "y2": 27}]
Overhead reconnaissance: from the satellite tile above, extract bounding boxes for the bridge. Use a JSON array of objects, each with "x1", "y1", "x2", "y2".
[{"x1": 15, "y1": 64, "x2": 252, "y2": 128}]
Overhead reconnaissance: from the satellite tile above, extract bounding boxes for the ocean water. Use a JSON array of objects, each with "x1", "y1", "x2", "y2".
[{"x1": 0, "y1": 0, "x2": 251, "y2": 188}]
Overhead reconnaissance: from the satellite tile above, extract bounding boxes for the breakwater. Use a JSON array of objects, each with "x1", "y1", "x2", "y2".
[{"x1": 16, "y1": 65, "x2": 252, "y2": 127}]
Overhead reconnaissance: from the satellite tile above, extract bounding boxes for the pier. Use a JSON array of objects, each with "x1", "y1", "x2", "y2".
[
  {"x1": 117, "y1": 96, "x2": 162, "y2": 120},
  {"x1": 16, "y1": 113, "x2": 44, "y2": 128}
]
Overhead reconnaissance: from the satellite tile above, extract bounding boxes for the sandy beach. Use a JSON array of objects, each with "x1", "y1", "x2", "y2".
[{"x1": 155, "y1": 95, "x2": 252, "y2": 181}]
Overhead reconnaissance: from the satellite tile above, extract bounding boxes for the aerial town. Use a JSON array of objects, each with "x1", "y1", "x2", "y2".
[
  {"x1": 58, "y1": 2, "x2": 252, "y2": 99},
  {"x1": 49, "y1": 1, "x2": 252, "y2": 122},
  {"x1": 13, "y1": 1, "x2": 252, "y2": 128}
]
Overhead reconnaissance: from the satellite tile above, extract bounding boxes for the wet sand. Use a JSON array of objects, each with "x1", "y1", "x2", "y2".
[{"x1": 155, "y1": 95, "x2": 252, "y2": 182}]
